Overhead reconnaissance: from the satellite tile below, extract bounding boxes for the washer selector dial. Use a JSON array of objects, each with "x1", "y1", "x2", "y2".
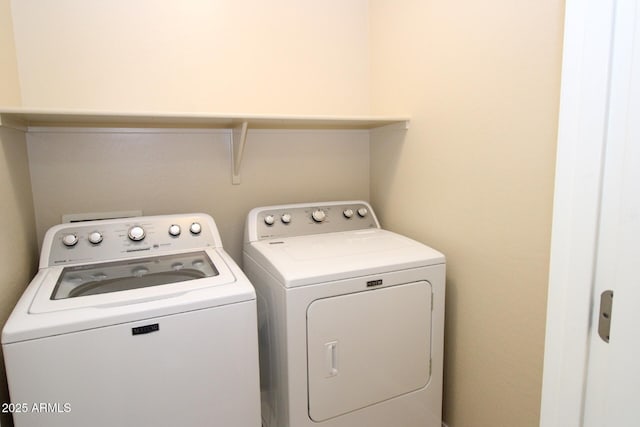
[
  {"x1": 168, "y1": 224, "x2": 181, "y2": 237},
  {"x1": 128, "y1": 226, "x2": 146, "y2": 241},
  {"x1": 88, "y1": 231, "x2": 103, "y2": 245},
  {"x1": 357, "y1": 207, "x2": 369, "y2": 218},
  {"x1": 190, "y1": 222, "x2": 202, "y2": 235},
  {"x1": 281, "y1": 213, "x2": 292, "y2": 224},
  {"x1": 343, "y1": 208, "x2": 354, "y2": 219},
  {"x1": 312, "y1": 209, "x2": 327, "y2": 223},
  {"x1": 264, "y1": 215, "x2": 275, "y2": 226},
  {"x1": 62, "y1": 234, "x2": 79, "y2": 247},
  {"x1": 132, "y1": 266, "x2": 149, "y2": 277}
]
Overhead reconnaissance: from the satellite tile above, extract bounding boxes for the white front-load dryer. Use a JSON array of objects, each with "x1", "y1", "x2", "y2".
[
  {"x1": 2, "y1": 213, "x2": 261, "y2": 427},
  {"x1": 242, "y1": 201, "x2": 446, "y2": 427}
]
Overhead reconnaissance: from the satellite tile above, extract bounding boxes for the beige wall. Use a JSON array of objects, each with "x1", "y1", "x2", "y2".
[
  {"x1": 2, "y1": 1, "x2": 568, "y2": 426},
  {"x1": 27, "y1": 129, "x2": 370, "y2": 262},
  {"x1": 369, "y1": 1, "x2": 564, "y2": 426},
  {"x1": 3, "y1": 3, "x2": 372, "y2": 425},
  {"x1": 8, "y1": 0, "x2": 373, "y2": 260},
  {"x1": 1, "y1": 2, "x2": 33, "y2": 426},
  {"x1": 0, "y1": 0, "x2": 21, "y2": 105},
  {"x1": 10, "y1": 0, "x2": 370, "y2": 115},
  {"x1": 0, "y1": 127, "x2": 37, "y2": 427}
]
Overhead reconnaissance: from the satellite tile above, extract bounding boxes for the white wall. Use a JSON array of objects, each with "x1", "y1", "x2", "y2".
[
  {"x1": 10, "y1": 0, "x2": 370, "y2": 115},
  {"x1": 369, "y1": 1, "x2": 564, "y2": 426}
]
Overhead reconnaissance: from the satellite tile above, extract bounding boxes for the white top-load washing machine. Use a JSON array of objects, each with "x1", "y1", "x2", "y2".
[
  {"x1": 242, "y1": 201, "x2": 446, "y2": 427},
  {"x1": 2, "y1": 213, "x2": 260, "y2": 427}
]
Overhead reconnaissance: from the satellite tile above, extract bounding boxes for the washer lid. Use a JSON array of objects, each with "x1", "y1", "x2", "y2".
[
  {"x1": 2, "y1": 248, "x2": 254, "y2": 343},
  {"x1": 50, "y1": 250, "x2": 220, "y2": 301},
  {"x1": 246, "y1": 229, "x2": 445, "y2": 287},
  {"x1": 30, "y1": 249, "x2": 236, "y2": 314}
]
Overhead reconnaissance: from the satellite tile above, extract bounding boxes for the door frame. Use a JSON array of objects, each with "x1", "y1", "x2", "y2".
[{"x1": 539, "y1": 0, "x2": 616, "y2": 425}]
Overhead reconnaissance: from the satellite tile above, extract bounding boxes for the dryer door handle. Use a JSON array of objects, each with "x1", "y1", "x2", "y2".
[{"x1": 325, "y1": 341, "x2": 339, "y2": 378}]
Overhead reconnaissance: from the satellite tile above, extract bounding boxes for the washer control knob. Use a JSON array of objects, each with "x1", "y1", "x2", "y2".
[
  {"x1": 190, "y1": 222, "x2": 202, "y2": 235},
  {"x1": 281, "y1": 213, "x2": 292, "y2": 224},
  {"x1": 168, "y1": 224, "x2": 181, "y2": 237},
  {"x1": 128, "y1": 226, "x2": 145, "y2": 241},
  {"x1": 357, "y1": 207, "x2": 369, "y2": 218},
  {"x1": 132, "y1": 266, "x2": 149, "y2": 277},
  {"x1": 62, "y1": 234, "x2": 79, "y2": 247},
  {"x1": 312, "y1": 209, "x2": 327, "y2": 223},
  {"x1": 264, "y1": 215, "x2": 275, "y2": 226},
  {"x1": 343, "y1": 208, "x2": 354, "y2": 219},
  {"x1": 88, "y1": 231, "x2": 103, "y2": 244}
]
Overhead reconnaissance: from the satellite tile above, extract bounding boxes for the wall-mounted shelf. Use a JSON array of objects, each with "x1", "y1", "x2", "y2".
[{"x1": 0, "y1": 108, "x2": 410, "y2": 184}]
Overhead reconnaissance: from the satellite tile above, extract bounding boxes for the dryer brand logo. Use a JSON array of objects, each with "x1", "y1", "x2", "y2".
[
  {"x1": 132, "y1": 323, "x2": 159, "y2": 336},
  {"x1": 366, "y1": 279, "x2": 383, "y2": 287}
]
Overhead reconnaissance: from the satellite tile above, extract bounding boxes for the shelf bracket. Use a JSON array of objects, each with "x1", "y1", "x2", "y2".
[{"x1": 231, "y1": 121, "x2": 249, "y2": 184}]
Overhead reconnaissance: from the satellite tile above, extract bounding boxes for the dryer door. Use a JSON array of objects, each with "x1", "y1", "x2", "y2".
[{"x1": 306, "y1": 281, "x2": 432, "y2": 422}]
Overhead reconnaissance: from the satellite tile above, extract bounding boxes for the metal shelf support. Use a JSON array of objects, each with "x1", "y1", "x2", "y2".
[{"x1": 231, "y1": 121, "x2": 249, "y2": 184}]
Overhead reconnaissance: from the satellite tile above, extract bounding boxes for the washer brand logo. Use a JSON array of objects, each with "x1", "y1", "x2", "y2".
[
  {"x1": 132, "y1": 323, "x2": 159, "y2": 336},
  {"x1": 366, "y1": 279, "x2": 383, "y2": 287}
]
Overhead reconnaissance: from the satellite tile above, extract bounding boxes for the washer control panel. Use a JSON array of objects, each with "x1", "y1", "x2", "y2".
[
  {"x1": 45, "y1": 214, "x2": 219, "y2": 267},
  {"x1": 250, "y1": 201, "x2": 380, "y2": 241}
]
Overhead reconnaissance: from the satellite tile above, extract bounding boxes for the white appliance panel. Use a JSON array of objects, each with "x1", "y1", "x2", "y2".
[
  {"x1": 250, "y1": 229, "x2": 444, "y2": 287},
  {"x1": 245, "y1": 201, "x2": 379, "y2": 242},
  {"x1": 4, "y1": 300, "x2": 260, "y2": 427},
  {"x1": 41, "y1": 213, "x2": 221, "y2": 269},
  {"x1": 306, "y1": 282, "x2": 431, "y2": 421}
]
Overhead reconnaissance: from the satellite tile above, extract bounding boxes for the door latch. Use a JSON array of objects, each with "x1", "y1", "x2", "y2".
[{"x1": 598, "y1": 290, "x2": 614, "y2": 343}]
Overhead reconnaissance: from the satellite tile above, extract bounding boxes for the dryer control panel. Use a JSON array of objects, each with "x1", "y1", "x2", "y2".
[{"x1": 246, "y1": 201, "x2": 380, "y2": 241}]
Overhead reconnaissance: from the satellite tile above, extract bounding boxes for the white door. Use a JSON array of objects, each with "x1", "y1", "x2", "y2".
[
  {"x1": 540, "y1": 1, "x2": 640, "y2": 426},
  {"x1": 582, "y1": 0, "x2": 640, "y2": 425}
]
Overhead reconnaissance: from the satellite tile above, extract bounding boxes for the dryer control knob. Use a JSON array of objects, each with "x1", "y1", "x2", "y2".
[
  {"x1": 62, "y1": 234, "x2": 78, "y2": 247},
  {"x1": 190, "y1": 222, "x2": 202, "y2": 235},
  {"x1": 312, "y1": 209, "x2": 326, "y2": 223},
  {"x1": 357, "y1": 207, "x2": 369, "y2": 218},
  {"x1": 168, "y1": 224, "x2": 181, "y2": 237},
  {"x1": 88, "y1": 231, "x2": 103, "y2": 244},
  {"x1": 128, "y1": 226, "x2": 146, "y2": 241},
  {"x1": 343, "y1": 208, "x2": 354, "y2": 219},
  {"x1": 264, "y1": 215, "x2": 275, "y2": 226},
  {"x1": 281, "y1": 213, "x2": 292, "y2": 224}
]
